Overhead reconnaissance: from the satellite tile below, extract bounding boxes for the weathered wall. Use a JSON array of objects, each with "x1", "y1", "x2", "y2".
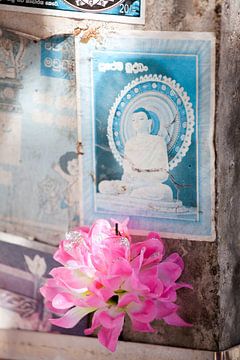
[
  {"x1": 144, "y1": 0, "x2": 218, "y2": 32},
  {"x1": 0, "y1": 0, "x2": 239, "y2": 353},
  {"x1": 216, "y1": 0, "x2": 240, "y2": 351}
]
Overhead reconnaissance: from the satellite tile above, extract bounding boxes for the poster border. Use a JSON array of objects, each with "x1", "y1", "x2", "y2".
[
  {"x1": 0, "y1": 1, "x2": 145, "y2": 25},
  {"x1": 75, "y1": 30, "x2": 215, "y2": 242}
]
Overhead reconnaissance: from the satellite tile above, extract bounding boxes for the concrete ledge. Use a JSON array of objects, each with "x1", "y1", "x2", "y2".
[{"x1": 0, "y1": 329, "x2": 214, "y2": 360}]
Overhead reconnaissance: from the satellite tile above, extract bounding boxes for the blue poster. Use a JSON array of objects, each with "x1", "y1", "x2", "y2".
[
  {"x1": 0, "y1": 0, "x2": 144, "y2": 24},
  {"x1": 0, "y1": 31, "x2": 79, "y2": 244},
  {"x1": 76, "y1": 31, "x2": 215, "y2": 241}
]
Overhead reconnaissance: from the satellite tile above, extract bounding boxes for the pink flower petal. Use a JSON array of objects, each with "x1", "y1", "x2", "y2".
[
  {"x1": 130, "y1": 250, "x2": 144, "y2": 274},
  {"x1": 88, "y1": 281, "x2": 114, "y2": 303},
  {"x1": 158, "y1": 262, "x2": 182, "y2": 283},
  {"x1": 164, "y1": 253, "x2": 184, "y2": 270},
  {"x1": 146, "y1": 231, "x2": 161, "y2": 240},
  {"x1": 50, "y1": 267, "x2": 90, "y2": 292},
  {"x1": 139, "y1": 266, "x2": 158, "y2": 292},
  {"x1": 81, "y1": 295, "x2": 106, "y2": 308},
  {"x1": 156, "y1": 302, "x2": 179, "y2": 319},
  {"x1": 52, "y1": 293, "x2": 74, "y2": 310},
  {"x1": 50, "y1": 306, "x2": 95, "y2": 328},
  {"x1": 130, "y1": 318, "x2": 156, "y2": 333},
  {"x1": 98, "y1": 310, "x2": 125, "y2": 329},
  {"x1": 89, "y1": 219, "x2": 112, "y2": 245},
  {"x1": 163, "y1": 312, "x2": 192, "y2": 327},
  {"x1": 53, "y1": 241, "x2": 74, "y2": 265},
  {"x1": 110, "y1": 258, "x2": 132, "y2": 277},
  {"x1": 84, "y1": 309, "x2": 102, "y2": 335},
  {"x1": 44, "y1": 300, "x2": 66, "y2": 314},
  {"x1": 152, "y1": 279, "x2": 164, "y2": 297},
  {"x1": 131, "y1": 238, "x2": 164, "y2": 266},
  {"x1": 39, "y1": 280, "x2": 64, "y2": 301},
  {"x1": 128, "y1": 300, "x2": 157, "y2": 323},
  {"x1": 123, "y1": 272, "x2": 149, "y2": 294},
  {"x1": 160, "y1": 286, "x2": 177, "y2": 302},
  {"x1": 118, "y1": 293, "x2": 140, "y2": 307},
  {"x1": 100, "y1": 276, "x2": 122, "y2": 292},
  {"x1": 84, "y1": 307, "x2": 125, "y2": 352},
  {"x1": 98, "y1": 314, "x2": 124, "y2": 352}
]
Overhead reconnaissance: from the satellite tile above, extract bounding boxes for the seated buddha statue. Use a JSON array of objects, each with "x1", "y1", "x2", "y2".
[{"x1": 98, "y1": 107, "x2": 173, "y2": 202}]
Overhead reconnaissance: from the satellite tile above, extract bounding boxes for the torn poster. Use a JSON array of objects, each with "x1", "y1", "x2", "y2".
[{"x1": 0, "y1": 30, "x2": 79, "y2": 244}]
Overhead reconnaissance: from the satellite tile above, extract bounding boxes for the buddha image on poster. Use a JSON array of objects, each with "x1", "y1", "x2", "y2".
[{"x1": 77, "y1": 32, "x2": 215, "y2": 240}]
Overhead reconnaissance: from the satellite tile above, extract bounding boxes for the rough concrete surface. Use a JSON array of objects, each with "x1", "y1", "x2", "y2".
[
  {"x1": 216, "y1": 0, "x2": 240, "y2": 351},
  {"x1": 143, "y1": 0, "x2": 218, "y2": 32},
  {"x1": 0, "y1": 0, "x2": 240, "y2": 353}
]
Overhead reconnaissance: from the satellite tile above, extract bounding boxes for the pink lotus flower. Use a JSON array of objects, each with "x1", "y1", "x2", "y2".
[{"x1": 40, "y1": 219, "x2": 192, "y2": 352}]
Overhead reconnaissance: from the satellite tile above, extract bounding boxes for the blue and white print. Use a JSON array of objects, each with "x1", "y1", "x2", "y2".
[
  {"x1": 108, "y1": 75, "x2": 194, "y2": 171},
  {"x1": 0, "y1": 31, "x2": 79, "y2": 243},
  {"x1": 77, "y1": 32, "x2": 215, "y2": 240},
  {"x1": 0, "y1": 0, "x2": 144, "y2": 24}
]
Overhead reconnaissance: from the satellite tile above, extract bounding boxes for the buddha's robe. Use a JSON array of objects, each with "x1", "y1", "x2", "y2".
[{"x1": 99, "y1": 134, "x2": 173, "y2": 201}]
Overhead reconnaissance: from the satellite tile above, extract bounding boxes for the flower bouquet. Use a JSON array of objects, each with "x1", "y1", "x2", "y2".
[{"x1": 40, "y1": 219, "x2": 192, "y2": 352}]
